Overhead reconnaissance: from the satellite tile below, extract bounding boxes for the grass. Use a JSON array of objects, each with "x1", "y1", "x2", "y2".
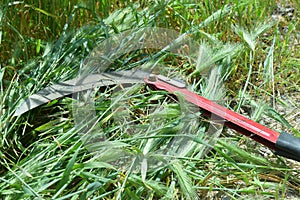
[{"x1": 1, "y1": 0, "x2": 300, "y2": 199}]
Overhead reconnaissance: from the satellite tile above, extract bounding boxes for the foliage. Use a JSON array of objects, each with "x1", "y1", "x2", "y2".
[{"x1": 1, "y1": 0, "x2": 300, "y2": 199}]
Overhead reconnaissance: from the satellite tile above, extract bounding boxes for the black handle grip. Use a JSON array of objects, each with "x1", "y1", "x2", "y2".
[{"x1": 275, "y1": 132, "x2": 300, "y2": 162}]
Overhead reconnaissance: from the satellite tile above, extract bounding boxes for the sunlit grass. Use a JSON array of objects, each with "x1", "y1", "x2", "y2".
[{"x1": 1, "y1": 0, "x2": 300, "y2": 199}]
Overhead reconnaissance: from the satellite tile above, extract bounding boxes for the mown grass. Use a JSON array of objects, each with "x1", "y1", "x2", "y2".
[{"x1": 1, "y1": 0, "x2": 300, "y2": 199}]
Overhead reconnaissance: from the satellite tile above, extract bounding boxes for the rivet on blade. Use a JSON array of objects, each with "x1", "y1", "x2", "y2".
[{"x1": 148, "y1": 74, "x2": 157, "y2": 82}]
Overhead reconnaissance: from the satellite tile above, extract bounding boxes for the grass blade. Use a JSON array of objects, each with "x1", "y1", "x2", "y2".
[
  {"x1": 170, "y1": 160, "x2": 198, "y2": 200},
  {"x1": 54, "y1": 142, "x2": 82, "y2": 197}
]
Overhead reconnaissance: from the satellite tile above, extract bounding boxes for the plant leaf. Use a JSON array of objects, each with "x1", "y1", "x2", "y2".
[{"x1": 170, "y1": 160, "x2": 198, "y2": 200}]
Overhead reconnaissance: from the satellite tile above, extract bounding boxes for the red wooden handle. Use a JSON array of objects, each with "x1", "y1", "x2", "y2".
[{"x1": 144, "y1": 75, "x2": 280, "y2": 149}]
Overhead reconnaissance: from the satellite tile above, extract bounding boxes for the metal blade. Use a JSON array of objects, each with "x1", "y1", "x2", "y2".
[{"x1": 14, "y1": 70, "x2": 149, "y2": 116}]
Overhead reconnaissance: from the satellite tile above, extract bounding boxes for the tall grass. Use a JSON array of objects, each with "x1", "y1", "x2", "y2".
[{"x1": 1, "y1": 0, "x2": 300, "y2": 199}]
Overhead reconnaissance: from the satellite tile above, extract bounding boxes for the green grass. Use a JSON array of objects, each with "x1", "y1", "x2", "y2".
[{"x1": 1, "y1": 0, "x2": 300, "y2": 199}]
